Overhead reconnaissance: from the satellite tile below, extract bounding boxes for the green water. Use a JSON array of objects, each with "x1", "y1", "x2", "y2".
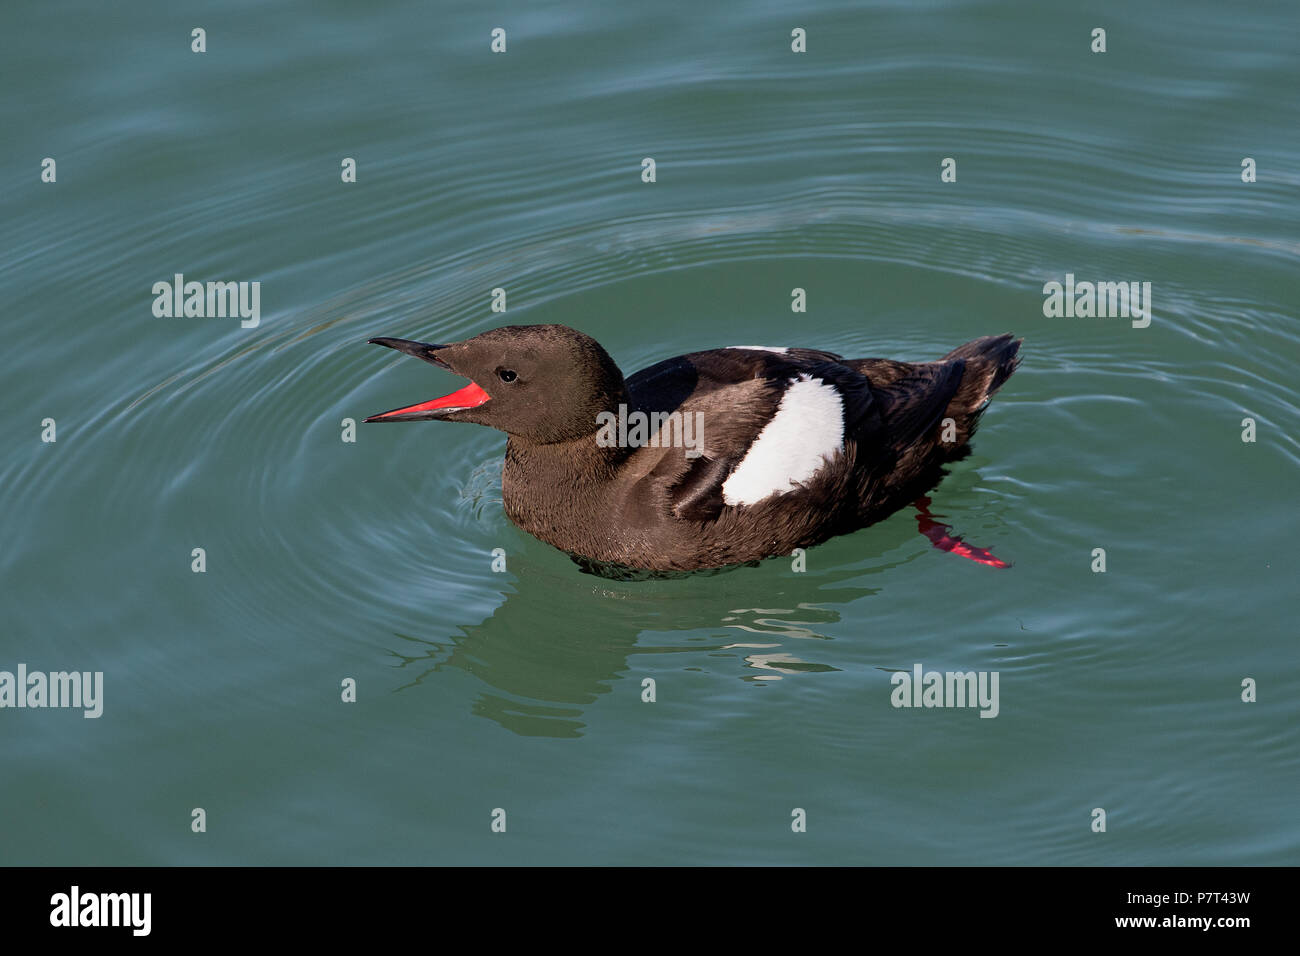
[{"x1": 2, "y1": 0, "x2": 1296, "y2": 864}]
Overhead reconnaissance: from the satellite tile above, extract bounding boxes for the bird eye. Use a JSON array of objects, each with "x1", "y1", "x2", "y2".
[{"x1": 497, "y1": 368, "x2": 518, "y2": 383}]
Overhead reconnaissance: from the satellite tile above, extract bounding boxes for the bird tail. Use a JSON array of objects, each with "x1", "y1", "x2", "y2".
[{"x1": 940, "y1": 334, "x2": 1022, "y2": 448}]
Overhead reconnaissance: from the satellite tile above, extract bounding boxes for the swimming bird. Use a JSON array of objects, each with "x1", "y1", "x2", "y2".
[{"x1": 364, "y1": 325, "x2": 1020, "y2": 574}]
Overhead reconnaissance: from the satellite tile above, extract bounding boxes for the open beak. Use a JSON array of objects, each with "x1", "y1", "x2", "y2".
[{"x1": 363, "y1": 337, "x2": 491, "y2": 422}]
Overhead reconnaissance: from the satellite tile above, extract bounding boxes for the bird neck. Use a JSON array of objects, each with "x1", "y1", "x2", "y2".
[{"x1": 501, "y1": 434, "x2": 627, "y2": 536}]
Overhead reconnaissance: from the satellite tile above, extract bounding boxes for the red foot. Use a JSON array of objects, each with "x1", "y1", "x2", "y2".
[{"x1": 914, "y1": 496, "x2": 1010, "y2": 569}]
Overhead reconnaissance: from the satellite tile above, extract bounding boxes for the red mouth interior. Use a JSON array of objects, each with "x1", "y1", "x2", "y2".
[{"x1": 367, "y1": 381, "x2": 491, "y2": 421}]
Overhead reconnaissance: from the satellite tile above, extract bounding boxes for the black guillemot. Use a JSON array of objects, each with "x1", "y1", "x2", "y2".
[{"x1": 364, "y1": 325, "x2": 1021, "y2": 575}]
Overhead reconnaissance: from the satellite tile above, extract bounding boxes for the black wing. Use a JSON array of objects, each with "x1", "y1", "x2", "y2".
[{"x1": 624, "y1": 348, "x2": 879, "y2": 522}]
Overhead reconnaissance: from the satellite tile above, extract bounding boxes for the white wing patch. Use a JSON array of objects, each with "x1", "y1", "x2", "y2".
[
  {"x1": 728, "y1": 346, "x2": 789, "y2": 354},
  {"x1": 721, "y1": 375, "x2": 845, "y2": 506}
]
